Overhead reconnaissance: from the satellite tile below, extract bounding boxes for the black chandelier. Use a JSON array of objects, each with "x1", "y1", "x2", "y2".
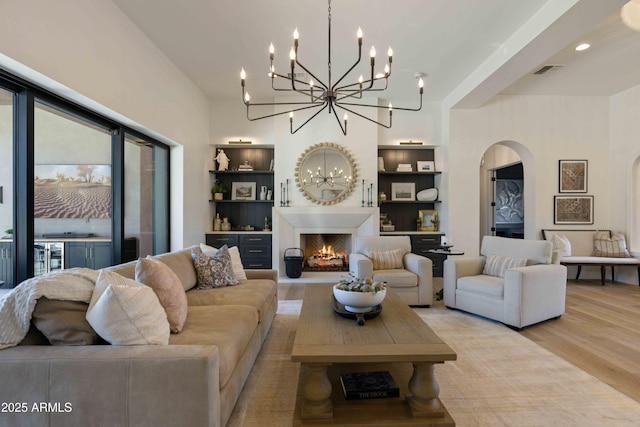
[{"x1": 240, "y1": 0, "x2": 424, "y2": 135}]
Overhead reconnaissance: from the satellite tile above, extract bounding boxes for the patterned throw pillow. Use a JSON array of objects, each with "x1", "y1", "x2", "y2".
[
  {"x1": 200, "y1": 243, "x2": 247, "y2": 281},
  {"x1": 191, "y1": 245, "x2": 239, "y2": 289},
  {"x1": 592, "y1": 231, "x2": 631, "y2": 258},
  {"x1": 483, "y1": 254, "x2": 527, "y2": 278},
  {"x1": 368, "y1": 248, "x2": 404, "y2": 270},
  {"x1": 135, "y1": 256, "x2": 188, "y2": 333}
]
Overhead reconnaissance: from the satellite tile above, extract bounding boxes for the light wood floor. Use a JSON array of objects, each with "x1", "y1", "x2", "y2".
[{"x1": 278, "y1": 278, "x2": 640, "y2": 404}]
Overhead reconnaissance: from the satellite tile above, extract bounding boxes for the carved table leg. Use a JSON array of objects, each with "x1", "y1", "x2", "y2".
[
  {"x1": 300, "y1": 363, "x2": 333, "y2": 419},
  {"x1": 406, "y1": 362, "x2": 445, "y2": 418}
]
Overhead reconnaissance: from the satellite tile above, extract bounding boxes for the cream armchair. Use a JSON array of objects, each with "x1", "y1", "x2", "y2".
[
  {"x1": 350, "y1": 236, "x2": 433, "y2": 306},
  {"x1": 443, "y1": 236, "x2": 567, "y2": 329}
]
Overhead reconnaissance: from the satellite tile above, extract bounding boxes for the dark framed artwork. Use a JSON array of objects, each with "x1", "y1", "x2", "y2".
[
  {"x1": 559, "y1": 160, "x2": 588, "y2": 193},
  {"x1": 554, "y1": 195, "x2": 593, "y2": 225}
]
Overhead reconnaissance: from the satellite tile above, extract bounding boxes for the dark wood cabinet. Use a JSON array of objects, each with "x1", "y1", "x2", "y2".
[
  {"x1": 410, "y1": 234, "x2": 446, "y2": 277},
  {"x1": 205, "y1": 233, "x2": 272, "y2": 269},
  {"x1": 66, "y1": 241, "x2": 112, "y2": 270}
]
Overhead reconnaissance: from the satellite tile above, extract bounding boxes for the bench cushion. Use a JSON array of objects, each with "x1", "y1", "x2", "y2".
[{"x1": 561, "y1": 256, "x2": 640, "y2": 265}]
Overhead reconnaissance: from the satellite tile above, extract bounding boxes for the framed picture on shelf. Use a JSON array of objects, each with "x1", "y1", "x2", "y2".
[
  {"x1": 419, "y1": 209, "x2": 438, "y2": 231},
  {"x1": 559, "y1": 160, "x2": 588, "y2": 193},
  {"x1": 231, "y1": 182, "x2": 256, "y2": 200},
  {"x1": 391, "y1": 182, "x2": 415, "y2": 201},
  {"x1": 554, "y1": 195, "x2": 593, "y2": 224},
  {"x1": 416, "y1": 161, "x2": 435, "y2": 172}
]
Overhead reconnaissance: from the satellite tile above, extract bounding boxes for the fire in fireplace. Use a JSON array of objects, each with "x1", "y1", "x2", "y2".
[{"x1": 302, "y1": 233, "x2": 350, "y2": 272}]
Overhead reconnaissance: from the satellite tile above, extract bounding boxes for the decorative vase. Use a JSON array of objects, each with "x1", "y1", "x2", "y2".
[
  {"x1": 266, "y1": 189, "x2": 272, "y2": 200},
  {"x1": 213, "y1": 213, "x2": 221, "y2": 231},
  {"x1": 221, "y1": 218, "x2": 231, "y2": 231},
  {"x1": 259, "y1": 186, "x2": 267, "y2": 201},
  {"x1": 214, "y1": 192, "x2": 223, "y2": 201}
]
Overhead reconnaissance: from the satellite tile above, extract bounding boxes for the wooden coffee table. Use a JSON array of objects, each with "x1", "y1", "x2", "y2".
[{"x1": 291, "y1": 284, "x2": 456, "y2": 426}]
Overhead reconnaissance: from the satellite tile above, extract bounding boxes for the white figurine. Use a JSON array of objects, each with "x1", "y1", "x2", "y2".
[{"x1": 216, "y1": 149, "x2": 230, "y2": 171}]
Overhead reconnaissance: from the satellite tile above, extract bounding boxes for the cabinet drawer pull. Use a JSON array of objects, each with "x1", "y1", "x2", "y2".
[
  {"x1": 247, "y1": 238, "x2": 263, "y2": 241},
  {"x1": 216, "y1": 238, "x2": 231, "y2": 242},
  {"x1": 248, "y1": 249, "x2": 263, "y2": 253},
  {"x1": 248, "y1": 264, "x2": 263, "y2": 267}
]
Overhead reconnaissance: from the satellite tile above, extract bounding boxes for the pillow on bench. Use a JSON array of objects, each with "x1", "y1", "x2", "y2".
[{"x1": 592, "y1": 231, "x2": 632, "y2": 258}]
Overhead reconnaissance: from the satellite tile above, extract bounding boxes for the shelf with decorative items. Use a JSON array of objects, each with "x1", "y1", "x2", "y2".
[
  {"x1": 377, "y1": 145, "x2": 441, "y2": 233},
  {"x1": 209, "y1": 144, "x2": 275, "y2": 237}
]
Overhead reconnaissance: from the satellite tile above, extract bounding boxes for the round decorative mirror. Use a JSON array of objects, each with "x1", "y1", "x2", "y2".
[{"x1": 295, "y1": 143, "x2": 358, "y2": 205}]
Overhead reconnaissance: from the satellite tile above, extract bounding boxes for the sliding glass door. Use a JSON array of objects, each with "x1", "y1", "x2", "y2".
[
  {"x1": 0, "y1": 88, "x2": 14, "y2": 288},
  {"x1": 124, "y1": 133, "x2": 169, "y2": 258}
]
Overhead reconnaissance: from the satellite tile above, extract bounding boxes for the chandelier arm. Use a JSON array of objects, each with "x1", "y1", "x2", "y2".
[
  {"x1": 330, "y1": 105, "x2": 348, "y2": 136},
  {"x1": 293, "y1": 59, "x2": 329, "y2": 90},
  {"x1": 291, "y1": 103, "x2": 329, "y2": 134},
  {"x1": 272, "y1": 72, "x2": 325, "y2": 88},
  {"x1": 334, "y1": 75, "x2": 388, "y2": 93},
  {"x1": 334, "y1": 104, "x2": 391, "y2": 129},
  {"x1": 337, "y1": 93, "x2": 423, "y2": 112},
  {"x1": 331, "y1": 46, "x2": 362, "y2": 91},
  {"x1": 334, "y1": 81, "x2": 390, "y2": 102},
  {"x1": 246, "y1": 102, "x2": 325, "y2": 122}
]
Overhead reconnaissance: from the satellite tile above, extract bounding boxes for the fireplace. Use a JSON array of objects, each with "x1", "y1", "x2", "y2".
[
  {"x1": 301, "y1": 233, "x2": 350, "y2": 271},
  {"x1": 273, "y1": 206, "x2": 379, "y2": 278}
]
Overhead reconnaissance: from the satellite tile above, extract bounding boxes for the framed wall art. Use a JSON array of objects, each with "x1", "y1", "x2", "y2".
[
  {"x1": 231, "y1": 182, "x2": 256, "y2": 200},
  {"x1": 554, "y1": 195, "x2": 593, "y2": 225},
  {"x1": 391, "y1": 182, "x2": 415, "y2": 201},
  {"x1": 559, "y1": 160, "x2": 588, "y2": 193},
  {"x1": 416, "y1": 161, "x2": 435, "y2": 172},
  {"x1": 419, "y1": 209, "x2": 438, "y2": 231}
]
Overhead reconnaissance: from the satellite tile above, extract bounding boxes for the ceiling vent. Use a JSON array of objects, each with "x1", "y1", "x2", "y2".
[{"x1": 533, "y1": 65, "x2": 564, "y2": 75}]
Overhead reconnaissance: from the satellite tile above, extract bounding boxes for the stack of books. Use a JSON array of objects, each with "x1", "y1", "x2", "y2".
[
  {"x1": 396, "y1": 163, "x2": 412, "y2": 172},
  {"x1": 339, "y1": 371, "x2": 400, "y2": 400},
  {"x1": 238, "y1": 163, "x2": 254, "y2": 171}
]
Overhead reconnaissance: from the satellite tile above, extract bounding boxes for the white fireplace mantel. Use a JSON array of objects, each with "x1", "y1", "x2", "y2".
[{"x1": 272, "y1": 206, "x2": 379, "y2": 277}]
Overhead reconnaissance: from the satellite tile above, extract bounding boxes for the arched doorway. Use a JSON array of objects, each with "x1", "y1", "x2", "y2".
[{"x1": 480, "y1": 141, "x2": 535, "y2": 242}]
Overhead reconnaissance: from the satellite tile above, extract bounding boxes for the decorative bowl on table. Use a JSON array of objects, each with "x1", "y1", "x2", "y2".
[{"x1": 333, "y1": 276, "x2": 387, "y2": 313}]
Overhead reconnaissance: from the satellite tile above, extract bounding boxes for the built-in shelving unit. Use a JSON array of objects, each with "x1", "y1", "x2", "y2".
[
  {"x1": 208, "y1": 144, "x2": 274, "y2": 269},
  {"x1": 377, "y1": 145, "x2": 441, "y2": 232}
]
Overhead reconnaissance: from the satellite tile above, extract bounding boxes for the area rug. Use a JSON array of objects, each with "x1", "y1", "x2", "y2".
[{"x1": 227, "y1": 301, "x2": 640, "y2": 426}]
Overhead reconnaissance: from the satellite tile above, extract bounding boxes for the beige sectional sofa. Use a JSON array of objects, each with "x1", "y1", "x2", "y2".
[{"x1": 0, "y1": 246, "x2": 278, "y2": 427}]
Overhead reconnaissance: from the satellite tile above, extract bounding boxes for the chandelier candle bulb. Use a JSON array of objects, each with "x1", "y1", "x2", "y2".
[
  {"x1": 269, "y1": 43, "x2": 274, "y2": 60},
  {"x1": 370, "y1": 46, "x2": 376, "y2": 65},
  {"x1": 293, "y1": 28, "x2": 299, "y2": 46},
  {"x1": 419, "y1": 77, "x2": 424, "y2": 94},
  {"x1": 357, "y1": 27, "x2": 363, "y2": 43},
  {"x1": 240, "y1": 68, "x2": 246, "y2": 85}
]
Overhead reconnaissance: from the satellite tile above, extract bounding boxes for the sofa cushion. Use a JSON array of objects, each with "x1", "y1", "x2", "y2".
[
  {"x1": 135, "y1": 256, "x2": 188, "y2": 333},
  {"x1": 200, "y1": 244, "x2": 247, "y2": 281},
  {"x1": 31, "y1": 297, "x2": 101, "y2": 345},
  {"x1": 191, "y1": 246, "x2": 239, "y2": 289},
  {"x1": 368, "y1": 248, "x2": 404, "y2": 270},
  {"x1": 482, "y1": 254, "x2": 527, "y2": 278},
  {"x1": 372, "y1": 269, "x2": 417, "y2": 288},
  {"x1": 86, "y1": 270, "x2": 170, "y2": 345},
  {"x1": 592, "y1": 231, "x2": 632, "y2": 258},
  {"x1": 169, "y1": 304, "x2": 259, "y2": 388},
  {"x1": 186, "y1": 279, "x2": 277, "y2": 322},
  {"x1": 458, "y1": 275, "x2": 505, "y2": 299}
]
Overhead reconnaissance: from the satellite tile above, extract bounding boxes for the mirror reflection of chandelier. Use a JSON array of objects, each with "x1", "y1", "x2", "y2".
[
  {"x1": 240, "y1": 0, "x2": 424, "y2": 135},
  {"x1": 303, "y1": 149, "x2": 352, "y2": 189}
]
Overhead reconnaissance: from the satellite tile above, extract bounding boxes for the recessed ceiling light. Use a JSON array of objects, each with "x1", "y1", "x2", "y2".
[{"x1": 575, "y1": 43, "x2": 590, "y2": 51}]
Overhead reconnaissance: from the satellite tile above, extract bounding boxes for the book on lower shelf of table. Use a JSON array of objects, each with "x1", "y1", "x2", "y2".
[{"x1": 339, "y1": 370, "x2": 400, "y2": 400}]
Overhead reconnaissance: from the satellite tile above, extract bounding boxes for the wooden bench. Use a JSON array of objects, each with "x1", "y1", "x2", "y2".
[{"x1": 542, "y1": 229, "x2": 640, "y2": 286}]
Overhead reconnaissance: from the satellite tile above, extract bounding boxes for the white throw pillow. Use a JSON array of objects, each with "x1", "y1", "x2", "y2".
[
  {"x1": 551, "y1": 234, "x2": 572, "y2": 257},
  {"x1": 86, "y1": 270, "x2": 170, "y2": 345},
  {"x1": 200, "y1": 243, "x2": 247, "y2": 281}
]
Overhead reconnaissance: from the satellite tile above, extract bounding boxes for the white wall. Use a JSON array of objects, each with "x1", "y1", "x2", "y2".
[
  {"x1": 0, "y1": 0, "x2": 210, "y2": 249},
  {"x1": 449, "y1": 95, "x2": 610, "y2": 258}
]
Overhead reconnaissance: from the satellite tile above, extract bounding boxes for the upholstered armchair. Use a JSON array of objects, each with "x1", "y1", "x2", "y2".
[
  {"x1": 443, "y1": 236, "x2": 567, "y2": 329},
  {"x1": 349, "y1": 236, "x2": 433, "y2": 306}
]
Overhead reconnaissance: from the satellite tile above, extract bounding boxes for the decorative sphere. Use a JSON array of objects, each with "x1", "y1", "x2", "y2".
[{"x1": 333, "y1": 285, "x2": 386, "y2": 313}]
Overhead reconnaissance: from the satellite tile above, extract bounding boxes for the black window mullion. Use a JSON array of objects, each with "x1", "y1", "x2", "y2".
[
  {"x1": 111, "y1": 127, "x2": 125, "y2": 264},
  {"x1": 14, "y1": 90, "x2": 35, "y2": 283}
]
